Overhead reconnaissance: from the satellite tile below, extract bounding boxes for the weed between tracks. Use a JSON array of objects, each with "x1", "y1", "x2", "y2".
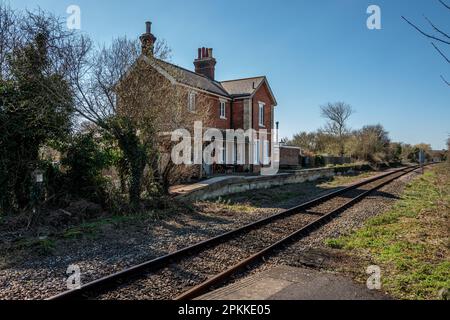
[
  {"x1": 325, "y1": 164, "x2": 450, "y2": 300},
  {"x1": 318, "y1": 172, "x2": 376, "y2": 188}
]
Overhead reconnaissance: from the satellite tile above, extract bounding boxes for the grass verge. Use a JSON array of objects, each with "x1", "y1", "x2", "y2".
[{"x1": 325, "y1": 164, "x2": 450, "y2": 300}]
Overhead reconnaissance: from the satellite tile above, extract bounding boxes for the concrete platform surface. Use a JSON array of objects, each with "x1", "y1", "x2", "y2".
[
  {"x1": 198, "y1": 265, "x2": 390, "y2": 300},
  {"x1": 170, "y1": 176, "x2": 239, "y2": 196}
]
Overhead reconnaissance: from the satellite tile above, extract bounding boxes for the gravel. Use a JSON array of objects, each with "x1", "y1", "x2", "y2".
[
  {"x1": 96, "y1": 169, "x2": 415, "y2": 300},
  {"x1": 215, "y1": 169, "x2": 423, "y2": 291},
  {"x1": 0, "y1": 178, "x2": 337, "y2": 300},
  {"x1": 0, "y1": 169, "x2": 419, "y2": 300}
]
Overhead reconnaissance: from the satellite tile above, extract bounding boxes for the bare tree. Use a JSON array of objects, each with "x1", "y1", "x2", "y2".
[
  {"x1": 288, "y1": 131, "x2": 337, "y2": 155},
  {"x1": 70, "y1": 34, "x2": 214, "y2": 205},
  {"x1": 402, "y1": 0, "x2": 450, "y2": 86},
  {"x1": 111, "y1": 47, "x2": 211, "y2": 198},
  {"x1": 1, "y1": 5, "x2": 210, "y2": 209},
  {"x1": 320, "y1": 102, "x2": 354, "y2": 157},
  {"x1": 348, "y1": 125, "x2": 391, "y2": 163},
  {"x1": 289, "y1": 132, "x2": 318, "y2": 154},
  {"x1": 13, "y1": 14, "x2": 188, "y2": 208},
  {"x1": 0, "y1": 4, "x2": 18, "y2": 79}
]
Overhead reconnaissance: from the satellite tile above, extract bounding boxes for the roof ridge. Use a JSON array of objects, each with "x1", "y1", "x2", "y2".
[
  {"x1": 156, "y1": 59, "x2": 224, "y2": 85},
  {"x1": 154, "y1": 58, "x2": 230, "y2": 97},
  {"x1": 220, "y1": 76, "x2": 266, "y2": 83},
  {"x1": 156, "y1": 59, "x2": 205, "y2": 78}
]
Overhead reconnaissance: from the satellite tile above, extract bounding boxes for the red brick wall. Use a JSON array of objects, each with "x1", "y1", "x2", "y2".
[
  {"x1": 188, "y1": 82, "x2": 275, "y2": 134},
  {"x1": 252, "y1": 83, "x2": 274, "y2": 132},
  {"x1": 252, "y1": 83, "x2": 275, "y2": 163},
  {"x1": 184, "y1": 83, "x2": 277, "y2": 174},
  {"x1": 280, "y1": 147, "x2": 301, "y2": 166},
  {"x1": 203, "y1": 95, "x2": 231, "y2": 130},
  {"x1": 231, "y1": 99, "x2": 244, "y2": 129}
]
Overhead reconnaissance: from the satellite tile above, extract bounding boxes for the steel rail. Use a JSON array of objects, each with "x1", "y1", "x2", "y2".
[
  {"x1": 175, "y1": 166, "x2": 419, "y2": 300},
  {"x1": 48, "y1": 166, "x2": 419, "y2": 300}
]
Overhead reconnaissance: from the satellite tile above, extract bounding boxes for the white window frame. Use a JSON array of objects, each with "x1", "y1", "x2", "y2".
[
  {"x1": 258, "y1": 102, "x2": 265, "y2": 127},
  {"x1": 219, "y1": 100, "x2": 227, "y2": 119},
  {"x1": 188, "y1": 92, "x2": 196, "y2": 112}
]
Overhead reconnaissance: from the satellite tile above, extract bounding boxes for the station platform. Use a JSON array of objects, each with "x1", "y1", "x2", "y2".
[
  {"x1": 198, "y1": 265, "x2": 390, "y2": 300},
  {"x1": 170, "y1": 176, "x2": 239, "y2": 196}
]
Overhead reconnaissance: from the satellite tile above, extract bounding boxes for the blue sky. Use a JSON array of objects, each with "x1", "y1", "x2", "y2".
[{"x1": 9, "y1": 0, "x2": 450, "y2": 149}]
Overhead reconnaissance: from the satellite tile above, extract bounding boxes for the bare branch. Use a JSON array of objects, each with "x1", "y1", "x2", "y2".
[
  {"x1": 424, "y1": 15, "x2": 450, "y2": 39},
  {"x1": 431, "y1": 42, "x2": 450, "y2": 63},
  {"x1": 441, "y1": 75, "x2": 450, "y2": 86},
  {"x1": 439, "y1": 0, "x2": 450, "y2": 10},
  {"x1": 402, "y1": 16, "x2": 450, "y2": 45}
]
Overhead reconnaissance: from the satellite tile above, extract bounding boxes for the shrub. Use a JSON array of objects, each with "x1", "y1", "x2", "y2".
[
  {"x1": 314, "y1": 155, "x2": 325, "y2": 167},
  {"x1": 60, "y1": 132, "x2": 114, "y2": 202}
]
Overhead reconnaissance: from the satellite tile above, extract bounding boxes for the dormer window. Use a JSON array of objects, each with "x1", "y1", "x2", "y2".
[
  {"x1": 259, "y1": 102, "x2": 265, "y2": 127},
  {"x1": 188, "y1": 92, "x2": 196, "y2": 112},
  {"x1": 220, "y1": 101, "x2": 226, "y2": 119}
]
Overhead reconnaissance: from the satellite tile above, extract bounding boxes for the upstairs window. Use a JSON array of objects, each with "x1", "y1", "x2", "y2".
[
  {"x1": 188, "y1": 92, "x2": 196, "y2": 112},
  {"x1": 220, "y1": 101, "x2": 226, "y2": 119},
  {"x1": 259, "y1": 102, "x2": 265, "y2": 127}
]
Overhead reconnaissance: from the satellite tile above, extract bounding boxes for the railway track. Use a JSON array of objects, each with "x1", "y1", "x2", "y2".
[{"x1": 48, "y1": 165, "x2": 421, "y2": 300}]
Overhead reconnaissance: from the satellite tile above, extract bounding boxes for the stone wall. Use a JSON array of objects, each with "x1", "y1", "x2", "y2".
[{"x1": 178, "y1": 165, "x2": 369, "y2": 202}]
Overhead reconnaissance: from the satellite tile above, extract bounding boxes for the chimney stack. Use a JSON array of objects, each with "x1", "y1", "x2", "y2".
[
  {"x1": 194, "y1": 47, "x2": 217, "y2": 80},
  {"x1": 140, "y1": 21, "x2": 157, "y2": 57}
]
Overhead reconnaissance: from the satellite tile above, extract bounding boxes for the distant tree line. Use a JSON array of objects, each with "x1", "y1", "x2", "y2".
[{"x1": 286, "y1": 102, "x2": 437, "y2": 165}]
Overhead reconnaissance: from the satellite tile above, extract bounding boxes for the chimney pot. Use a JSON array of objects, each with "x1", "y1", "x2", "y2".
[
  {"x1": 194, "y1": 46, "x2": 217, "y2": 80},
  {"x1": 140, "y1": 20, "x2": 157, "y2": 56}
]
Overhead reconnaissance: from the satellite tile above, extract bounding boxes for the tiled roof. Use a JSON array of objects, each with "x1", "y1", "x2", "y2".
[
  {"x1": 155, "y1": 60, "x2": 230, "y2": 97},
  {"x1": 145, "y1": 57, "x2": 274, "y2": 103},
  {"x1": 220, "y1": 77, "x2": 265, "y2": 97}
]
